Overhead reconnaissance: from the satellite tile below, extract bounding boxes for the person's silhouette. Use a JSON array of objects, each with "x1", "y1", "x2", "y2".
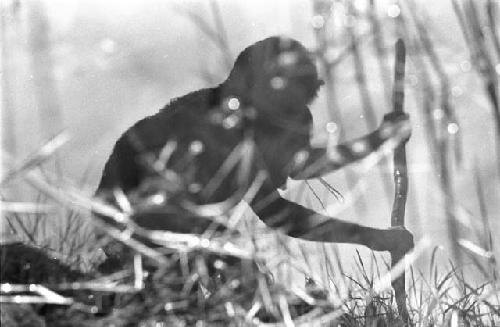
[{"x1": 95, "y1": 36, "x2": 413, "y2": 266}]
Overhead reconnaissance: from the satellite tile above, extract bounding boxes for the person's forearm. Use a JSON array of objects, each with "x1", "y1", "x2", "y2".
[
  {"x1": 290, "y1": 129, "x2": 380, "y2": 179},
  {"x1": 251, "y1": 194, "x2": 387, "y2": 249},
  {"x1": 291, "y1": 120, "x2": 410, "y2": 180}
]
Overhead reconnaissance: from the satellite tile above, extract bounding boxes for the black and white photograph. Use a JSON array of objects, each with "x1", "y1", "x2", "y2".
[{"x1": 1, "y1": 0, "x2": 499, "y2": 325}]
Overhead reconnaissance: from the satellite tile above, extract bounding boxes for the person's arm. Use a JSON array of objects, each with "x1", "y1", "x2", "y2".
[
  {"x1": 248, "y1": 183, "x2": 401, "y2": 251},
  {"x1": 290, "y1": 113, "x2": 410, "y2": 180}
]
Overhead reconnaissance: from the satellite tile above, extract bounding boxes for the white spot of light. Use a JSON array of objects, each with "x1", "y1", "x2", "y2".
[
  {"x1": 387, "y1": 4, "x2": 401, "y2": 18},
  {"x1": 227, "y1": 97, "x2": 240, "y2": 111}
]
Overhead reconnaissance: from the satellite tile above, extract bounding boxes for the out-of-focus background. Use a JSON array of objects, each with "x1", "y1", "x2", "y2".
[{"x1": 1, "y1": 0, "x2": 499, "y2": 288}]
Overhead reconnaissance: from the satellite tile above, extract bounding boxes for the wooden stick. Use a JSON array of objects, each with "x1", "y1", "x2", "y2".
[{"x1": 391, "y1": 38, "x2": 410, "y2": 323}]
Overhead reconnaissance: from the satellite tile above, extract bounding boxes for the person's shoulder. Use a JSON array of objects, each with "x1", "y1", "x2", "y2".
[
  {"x1": 124, "y1": 87, "x2": 220, "y2": 142},
  {"x1": 163, "y1": 87, "x2": 220, "y2": 114}
]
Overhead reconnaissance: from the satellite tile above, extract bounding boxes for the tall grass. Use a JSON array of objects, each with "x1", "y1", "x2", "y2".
[{"x1": 1, "y1": 0, "x2": 499, "y2": 326}]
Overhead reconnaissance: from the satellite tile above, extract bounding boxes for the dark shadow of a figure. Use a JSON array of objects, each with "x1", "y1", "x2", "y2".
[{"x1": 95, "y1": 36, "x2": 413, "y2": 268}]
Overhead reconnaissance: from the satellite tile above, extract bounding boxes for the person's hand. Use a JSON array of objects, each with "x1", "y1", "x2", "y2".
[
  {"x1": 385, "y1": 226, "x2": 414, "y2": 259},
  {"x1": 380, "y1": 112, "x2": 411, "y2": 143}
]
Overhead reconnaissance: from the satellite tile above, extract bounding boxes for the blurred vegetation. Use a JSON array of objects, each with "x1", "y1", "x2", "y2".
[{"x1": 1, "y1": 0, "x2": 499, "y2": 325}]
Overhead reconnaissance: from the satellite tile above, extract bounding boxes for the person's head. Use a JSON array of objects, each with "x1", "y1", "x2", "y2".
[{"x1": 224, "y1": 36, "x2": 323, "y2": 112}]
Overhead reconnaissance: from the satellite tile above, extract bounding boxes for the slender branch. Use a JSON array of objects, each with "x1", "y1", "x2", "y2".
[
  {"x1": 27, "y1": 0, "x2": 63, "y2": 140},
  {"x1": 346, "y1": 3, "x2": 393, "y2": 206},
  {"x1": 405, "y1": 0, "x2": 462, "y2": 266},
  {"x1": 209, "y1": 0, "x2": 233, "y2": 70},
  {"x1": 312, "y1": 5, "x2": 369, "y2": 216},
  {"x1": 1, "y1": 4, "x2": 17, "y2": 156},
  {"x1": 487, "y1": 0, "x2": 500, "y2": 58},
  {"x1": 368, "y1": 0, "x2": 392, "y2": 104},
  {"x1": 453, "y1": 0, "x2": 500, "y2": 175},
  {"x1": 406, "y1": 0, "x2": 463, "y2": 165},
  {"x1": 391, "y1": 38, "x2": 410, "y2": 323}
]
